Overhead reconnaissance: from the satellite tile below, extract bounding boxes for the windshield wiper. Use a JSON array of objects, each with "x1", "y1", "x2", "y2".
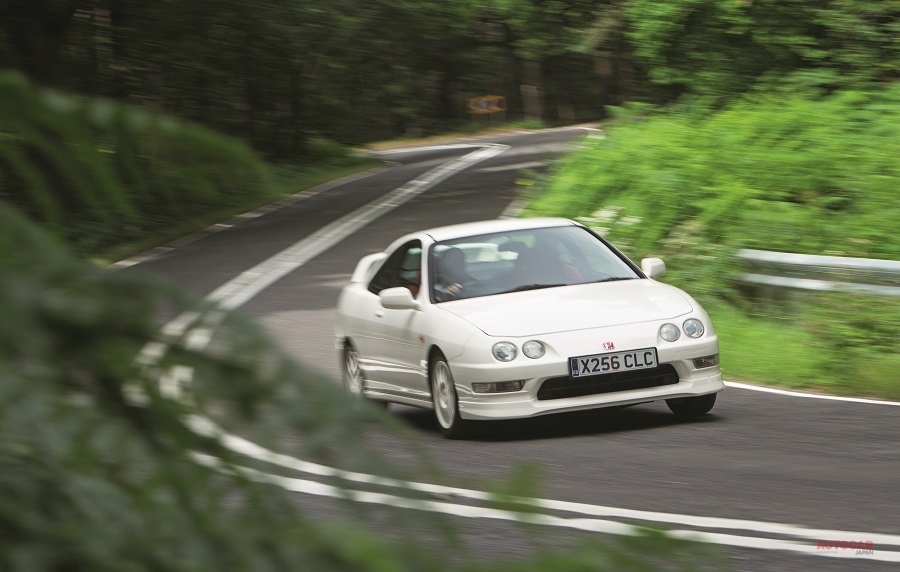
[
  {"x1": 594, "y1": 277, "x2": 636, "y2": 283},
  {"x1": 506, "y1": 283, "x2": 567, "y2": 293}
]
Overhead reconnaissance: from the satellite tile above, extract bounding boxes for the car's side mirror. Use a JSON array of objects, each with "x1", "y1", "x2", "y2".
[
  {"x1": 641, "y1": 257, "x2": 666, "y2": 279},
  {"x1": 379, "y1": 287, "x2": 420, "y2": 310}
]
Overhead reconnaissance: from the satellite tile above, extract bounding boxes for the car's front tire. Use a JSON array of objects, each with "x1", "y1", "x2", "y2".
[
  {"x1": 666, "y1": 393, "x2": 717, "y2": 417},
  {"x1": 430, "y1": 352, "x2": 472, "y2": 439}
]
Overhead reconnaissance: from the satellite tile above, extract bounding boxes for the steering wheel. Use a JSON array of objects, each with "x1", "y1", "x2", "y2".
[{"x1": 436, "y1": 279, "x2": 483, "y2": 301}]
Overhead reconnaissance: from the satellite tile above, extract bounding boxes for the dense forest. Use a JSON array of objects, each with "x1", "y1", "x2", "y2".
[{"x1": 5, "y1": 0, "x2": 899, "y2": 160}]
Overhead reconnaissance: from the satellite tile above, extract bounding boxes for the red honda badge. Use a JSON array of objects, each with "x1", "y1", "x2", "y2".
[{"x1": 602, "y1": 341, "x2": 615, "y2": 350}]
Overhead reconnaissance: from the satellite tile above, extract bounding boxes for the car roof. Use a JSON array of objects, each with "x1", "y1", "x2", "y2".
[{"x1": 422, "y1": 217, "x2": 578, "y2": 242}]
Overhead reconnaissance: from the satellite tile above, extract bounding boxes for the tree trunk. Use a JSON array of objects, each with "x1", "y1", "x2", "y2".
[
  {"x1": 521, "y1": 59, "x2": 543, "y2": 121},
  {"x1": 553, "y1": 56, "x2": 575, "y2": 122},
  {"x1": 6, "y1": 1, "x2": 81, "y2": 86},
  {"x1": 595, "y1": 53, "x2": 613, "y2": 112}
]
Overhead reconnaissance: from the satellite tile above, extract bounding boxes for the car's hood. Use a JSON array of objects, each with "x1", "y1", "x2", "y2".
[{"x1": 439, "y1": 280, "x2": 694, "y2": 337}]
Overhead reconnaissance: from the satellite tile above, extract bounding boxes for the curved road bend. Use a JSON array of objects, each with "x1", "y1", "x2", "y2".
[{"x1": 130, "y1": 128, "x2": 899, "y2": 571}]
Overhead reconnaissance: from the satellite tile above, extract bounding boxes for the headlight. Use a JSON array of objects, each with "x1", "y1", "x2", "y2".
[
  {"x1": 659, "y1": 323, "x2": 680, "y2": 342},
  {"x1": 683, "y1": 318, "x2": 705, "y2": 338},
  {"x1": 522, "y1": 340, "x2": 545, "y2": 359},
  {"x1": 492, "y1": 342, "x2": 518, "y2": 362}
]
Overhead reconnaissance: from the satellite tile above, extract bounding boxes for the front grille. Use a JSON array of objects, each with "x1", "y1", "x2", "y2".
[{"x1": 537, "y1": 365, "x2": 680, "y2": 401}]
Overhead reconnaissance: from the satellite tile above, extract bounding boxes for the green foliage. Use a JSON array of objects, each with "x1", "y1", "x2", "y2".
[
  {"x1": 529, "y1": 86, "x2": 900, "y2": 264},
  {"x1": 492, "y1": 0, "x2": 603, "y2": 60},
  {"x1": 0, "y1": 205, "x2": 371, "y2": 571},
  {"x1": 469, "y1": 532, "x2": 727, "y2": 572},
  {"x1": 804, "y1": 293, "x2": 900, "y2": 398},
  {"x1": 605, "y1": 102, "x2": 657, "y2": 123},
  {"x1": 624, "y1": 0, "x2": 900, "y2": 98},
  {"x1": 706, "y1": 301, "x2": 825, "y2": 388},
  {"x1": 0, "y1": 71, "x2": 272, "y2": 257},
  {"x1": 305, "y1": 137, "x2": 356, "y2": 164},
  {"x1": 807, "y1": 293, "x2": 900, "y2": 355},
  {"x1": 707, "y1": 297, "x2": 900, "y2": 400},
  {"x1": 505, "y1": 119, "x2": 549, "y2": 130}
]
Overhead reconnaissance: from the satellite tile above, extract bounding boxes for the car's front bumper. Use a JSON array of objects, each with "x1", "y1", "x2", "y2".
[
  {"x1": 456, "y1": 369, "x2": 723, "y2": 420},
  {"x1": 450, "y1": 330, "x2": 724, "y2": 421}
]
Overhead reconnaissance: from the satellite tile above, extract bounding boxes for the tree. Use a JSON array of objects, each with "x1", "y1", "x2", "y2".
[{"x1": 624, "y1": 0, "x2": 900, "y2": 100}]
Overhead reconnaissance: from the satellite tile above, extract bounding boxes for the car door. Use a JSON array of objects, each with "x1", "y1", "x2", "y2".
[{"x1": 363, "y1": 240, "x2": 427, "y2": 399}]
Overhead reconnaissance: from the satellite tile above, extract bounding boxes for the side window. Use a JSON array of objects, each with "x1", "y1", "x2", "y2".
[
  {"x1": 368, "y1": 240, "x2": 422, "y2": 296},
  {"x1": 398, "y1": 246, "x2": 422, "y2": 295}
]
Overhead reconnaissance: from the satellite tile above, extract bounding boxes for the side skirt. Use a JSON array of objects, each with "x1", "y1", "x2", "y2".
[{"x1": 363, "y1": 389, "x2": 433, "y2": 410}]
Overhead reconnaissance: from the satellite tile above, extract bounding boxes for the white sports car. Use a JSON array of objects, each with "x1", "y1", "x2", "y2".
[{"x1": 335, "y1": 218, "x2": 724, "y2": 438}]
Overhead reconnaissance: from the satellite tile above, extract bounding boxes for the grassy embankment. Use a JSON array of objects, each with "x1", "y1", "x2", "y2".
[
  {"x1": 96, "y1": 158, "x2": 380, "y2": 266},
  {"x1": 524, "y1": 92, "x2": 900, "y2": 399},
  {"x1": 0, "y1": 71, "x2": 379, "y2": 265}
]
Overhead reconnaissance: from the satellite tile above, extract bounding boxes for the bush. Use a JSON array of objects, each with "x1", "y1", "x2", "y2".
[
  {"x1": 0, "y1": 71, "x2": 273, "y2": 257},
  {"x1": 305, "y1": 137, "x2": 356, "y2": 164}
]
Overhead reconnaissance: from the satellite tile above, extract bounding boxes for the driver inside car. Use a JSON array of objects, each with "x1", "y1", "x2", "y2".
[{"x1": 434, "y1": 246, "x2": 476, "y2": 301}]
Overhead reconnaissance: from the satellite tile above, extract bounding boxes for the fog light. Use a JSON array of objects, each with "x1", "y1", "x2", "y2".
[
  {"x1": 692, "y1": 354, "x2": 720, "y2": 369},
  {"x1": 472, "y1": 380, "x2": 525, "y2": 393}
]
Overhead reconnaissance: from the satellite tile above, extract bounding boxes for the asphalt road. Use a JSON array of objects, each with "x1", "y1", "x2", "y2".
[{"x1": 132, "y1": 128, "x2": 900, "y2": 571}]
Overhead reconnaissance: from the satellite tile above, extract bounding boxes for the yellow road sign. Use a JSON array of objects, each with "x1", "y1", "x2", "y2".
[{"x1": 467, "y1": 95, "x2": 506, "y2": 115}]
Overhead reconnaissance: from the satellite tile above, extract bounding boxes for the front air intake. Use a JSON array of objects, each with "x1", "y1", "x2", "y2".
[{"x1": 537, "y1": 365, "x2": 679, "y2": 400}]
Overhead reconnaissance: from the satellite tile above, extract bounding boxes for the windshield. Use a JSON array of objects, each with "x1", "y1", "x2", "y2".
[{"x1": 430, "y1": 225, "x2": 640, "y2": 302}]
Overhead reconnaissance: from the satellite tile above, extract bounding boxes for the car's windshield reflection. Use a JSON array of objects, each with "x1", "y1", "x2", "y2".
[{"x1": 431, "y1": 225, "x2": 639, "y2": 302}]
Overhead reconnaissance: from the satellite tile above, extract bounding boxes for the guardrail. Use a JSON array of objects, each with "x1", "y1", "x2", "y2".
[{"x1": 736, "y1": 249, "x2": 900, "y2": 297}]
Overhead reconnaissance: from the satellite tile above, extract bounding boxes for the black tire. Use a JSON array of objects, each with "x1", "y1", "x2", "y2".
[
  {"x1": 429, "y1": 352, "x2": 473, "y2": 439},
  {"x1": 342, "y1": 343, "x2": 387, "y2": 409},
  {"x1": 666, "y1": 393, "x2": 717, "y2": 417}
]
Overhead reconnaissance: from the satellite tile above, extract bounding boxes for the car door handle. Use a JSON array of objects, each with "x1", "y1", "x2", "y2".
[{"x1": 375, "y1": 310, "x2": 384, "y2": 319}]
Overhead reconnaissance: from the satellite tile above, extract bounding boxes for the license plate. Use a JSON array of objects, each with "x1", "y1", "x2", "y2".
[{"x1": 569, "y1": 348, "x2": 658, "y2": 378}]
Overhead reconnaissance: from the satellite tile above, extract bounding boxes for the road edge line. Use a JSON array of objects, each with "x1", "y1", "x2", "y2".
[{"x1": 724, "y1": 381, "x2": 900, "y2": 406}]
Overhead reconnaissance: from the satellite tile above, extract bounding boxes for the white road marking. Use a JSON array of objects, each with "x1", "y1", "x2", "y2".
[
  {"x1": 110, "y1": 163, "x2": 398, "y2": 269},
  {"x1": 374, "y1": 143, "x2": 482, "y2": 154},
  {"x1": 135, "y1": 138, "x2": 897, "y2": 562},
  {"x1": 725, "y1": 381, "x2": 900, "y2": 406},
  {"x1": 181, "y1": 414, "x2": 900, "y2": 549},
  {"x1": 478, "y1": 160, "x2": 548, "y2": 173},
  {"x1": 203, "y1": 144, "x2": 507, "y2": 311},
  {"x1": 191, "y1": 453, "x2": 900, "y2": 563}
]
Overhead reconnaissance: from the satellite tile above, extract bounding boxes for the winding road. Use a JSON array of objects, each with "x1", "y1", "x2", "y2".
[{"x1": 126, "y1": 128, "x2": 900, "y2": 571}]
